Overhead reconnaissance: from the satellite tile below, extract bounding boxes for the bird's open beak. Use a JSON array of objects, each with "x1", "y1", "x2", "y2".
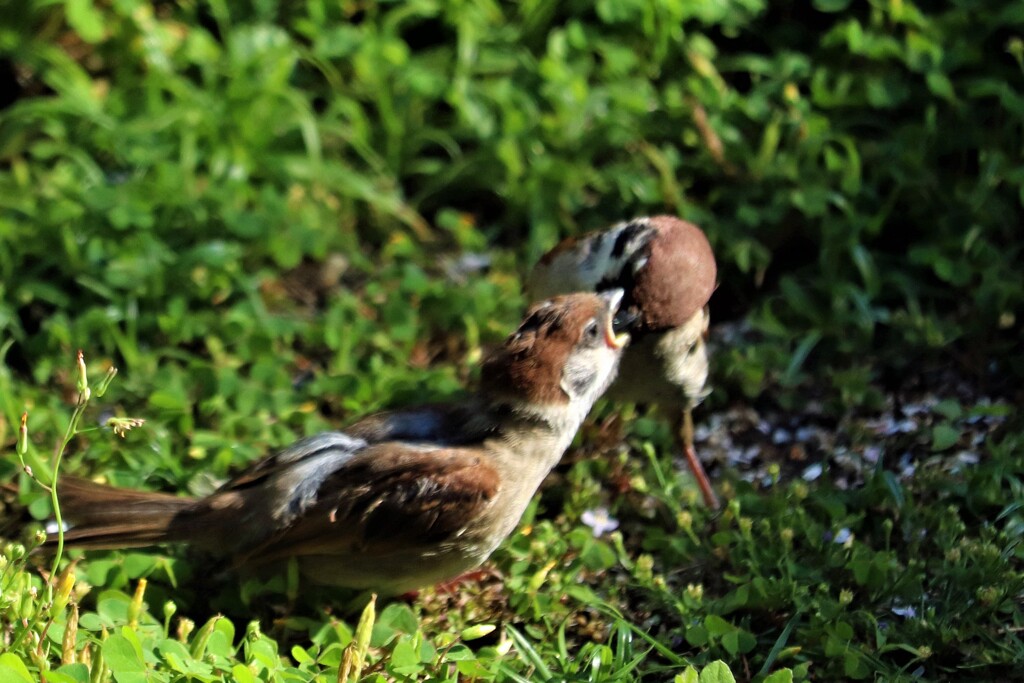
[
  {"x1": 612, "y1": 308, "x2": 640, "y2": 335},
  {"x1": 606, "y1": 320, "x2": 629, "y2": 349},
  {"x1": 598, "y1": 289, "x2": 630, "y2": 349}
]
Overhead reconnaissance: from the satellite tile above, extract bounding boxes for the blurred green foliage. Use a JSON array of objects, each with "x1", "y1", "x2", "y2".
[
  {"x1": 1, "y1": 0, "x2": 1022, "y2": 680},
  {"x1": 2, "y1": 0, "x2": 1021, "y2": 395}
]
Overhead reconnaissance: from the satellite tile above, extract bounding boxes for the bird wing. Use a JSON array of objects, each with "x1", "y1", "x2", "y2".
[
  {"x1": 231, "y1": 443, "x2": 501, "y2": 565},
  {"x1": 191, "y1": 410, "x2": 499, "y2": 556},
  {"x1": 527, "y1": 220, "x2": 657, "y2": 298},
  {"x1": 219, "y1": 431, "x2": 368, "y2": 491}
]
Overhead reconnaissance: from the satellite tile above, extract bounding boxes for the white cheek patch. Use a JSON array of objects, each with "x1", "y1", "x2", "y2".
[
  {"x1": 561, "y1": 355, "x2": 598, "y2": 399},
  {"x1": 561, "y1": 347, "x2": 621, "y2": 407}
]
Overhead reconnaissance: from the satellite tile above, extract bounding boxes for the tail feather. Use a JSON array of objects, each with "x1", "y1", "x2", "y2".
[{"x1": 49, "y1": 477, "x2": 196, "y2": 550}]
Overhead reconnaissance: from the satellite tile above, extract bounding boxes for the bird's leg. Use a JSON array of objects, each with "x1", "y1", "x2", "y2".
[
  {"x1": 398, "y1": 568, "x2": 496, "y2": 601},
  {"x1": 396, "y1": 568, "x2": 496, "y2": 602},
  {"x1": 679, "y1": 407, "x2": 719, "y2": 510},
  {"x1": 433, "y1": 568, "x2": 494, "y2": 595}
]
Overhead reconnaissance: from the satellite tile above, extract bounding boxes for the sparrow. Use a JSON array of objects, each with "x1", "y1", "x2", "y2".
[
  {"x1": 45, "y1": 291, "x2": 630, "y2": 595},
  {"x1": 527, "y1": 215, "x2": 720, "y2": 509}
]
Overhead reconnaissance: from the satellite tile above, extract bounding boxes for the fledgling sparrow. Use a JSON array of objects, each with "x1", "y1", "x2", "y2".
[
  {"x1": 527, "y1": 216, "x2": 720, "y2": 509},
  {"x1": 46, "y1": 292, "x2": 630, "y2": 595}
]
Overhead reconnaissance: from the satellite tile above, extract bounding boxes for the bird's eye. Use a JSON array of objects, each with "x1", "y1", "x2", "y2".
[{"x1": 584, "y1": 320, "x2": 601, "y2": 342}]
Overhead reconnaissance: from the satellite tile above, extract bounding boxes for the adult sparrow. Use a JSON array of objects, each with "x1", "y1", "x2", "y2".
[
  {"x1": 527, "y1": 216, "x2": 720, "y2": 509},
  {"x1": 46, "y1": 292, "x2": 630, "y2": 594}
]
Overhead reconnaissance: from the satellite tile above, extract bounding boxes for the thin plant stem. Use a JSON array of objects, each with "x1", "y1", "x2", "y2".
[
  {"x1": 10, "y1": 352, "x2": 97, "y2": 653},
  {"x1": 47, "y1": 388, "x2": 89, "y2": 605}
]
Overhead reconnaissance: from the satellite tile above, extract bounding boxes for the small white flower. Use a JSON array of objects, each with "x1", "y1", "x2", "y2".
[
  {"x1": 581, "y1": 507, "x2": 619, "y2": 537},
  {"x1": 892, "y1": 604, "x2": 917, "y2": 619},
  {"x1": 802, "y1": 463, "x2": 823, "y2": 481}
]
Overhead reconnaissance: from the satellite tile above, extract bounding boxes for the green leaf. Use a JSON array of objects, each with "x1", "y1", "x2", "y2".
[
  {"x1": 764, "y1": 669, "x2": 794, "y2": 683},
  {"x1": 579, "y1": 538, "x2": 617, "y2": 570},
  {"x1": 44, "y1": 673, "x2": 86, "y2": 683},
  {"x1": 676, "y1": 667, "x2": 699, "y2": 683},
  {"x1": 122, "y1": 553, "x2": 157, "y2": 579},
  {"x1": 722, "y1": 631, "x2": 741, "y2": 656},
  {"x1": 460, "y1": 624, "x2": 497, "y2": 641},
  {"x1": 704, "y1": 614, "x2": 734, "y2": 637},
  {"x1": 699, "y1": 660, "x2": 737, "y2": 683},
  {"x1": 27, "y1": 495, "x2": 53, "y2": 520},
  {"x1": 813, "y1": 0, "x2": 851, "y2": 10},
  {"x1": 926, "y1": 71, "x2": 955, "y2": 101},
  {"x1": 347, "y1": 594, "x2": 377, "y2": 680},
  {"x1": 932, "y1": 423, "x2": 961, "y2": 451},
  {"x1": 190, "y1": 616, "x2": 223, "y2": 659},
  {"x1": 51, "y1": 663, "x2": 90, "y2": 683},
  {"x1": 159, "y1": 639, "x2": 216, "y2": 679},
  {"x1": 934, "y1": 399, "x2": 963, "y2": 420},
  {"x1": 377, "y1": 602, "x2": 418, "y2": 636},
  {"x1": 65, "y1": 0, "x2": 105, "y2": 43},
  {"x1": 291, "y1": 645, "x2": 314, "y2": 665},
  {"x1": 881, "y1": 471, "x2": 905, "y2": 508},
  {"x1": 207, "y1": 621, "x2": 237, "y2": 659},
  {"x1": 103, "y1": 634, "x2": 146, "y2": 675},
  {"x1": 248, "y1": 639, "x2": 278, "y2": 670},
  {"x1": 833, "y1": 622, "x2": 854, "y2": 640},
  {"x1": 565, "y1": 583, "x2": 602, "y2": 605},
  {"x1": 506, "y1": 625, "x2": 554, "y2": 681},
  {"x1": 388, "y1": 636, "x2": 423, "y2": 675},
  {"x1": 0, "y1": 654, "x2": 35, "y2": 683},
  {"x1": 232, "y1": 664, "x2": 257, "y2": 683},
  {"x1": 844, "y1": 651, "x2": 870, "y2": 679},
  {"x1": 685, "y1": 624, "x2": 709, "y2": 647},
  {"x1": 456, "y1": 659, "x2": 494, "y2": 677}
]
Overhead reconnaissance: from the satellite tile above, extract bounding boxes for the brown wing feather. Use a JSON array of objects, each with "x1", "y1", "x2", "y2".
[{"x1": 234, "y1": 444, "x2": 500, "y2": 566}]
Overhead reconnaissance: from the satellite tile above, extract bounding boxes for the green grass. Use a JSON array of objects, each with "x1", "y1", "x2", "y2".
[
  {"x1": 3, "y1": 352, "x2": 1021, "y2": 680},
  {"x1": 1, "y1": 0, "x2": 1022, "y2": 680}
]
